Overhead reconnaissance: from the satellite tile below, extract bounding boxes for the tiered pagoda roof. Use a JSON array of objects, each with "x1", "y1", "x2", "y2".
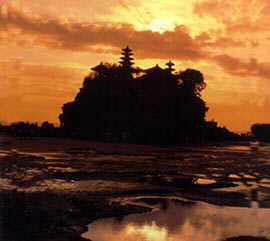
[{"x1": 119, "y1": 46, "x2": 134, "y2": 69}]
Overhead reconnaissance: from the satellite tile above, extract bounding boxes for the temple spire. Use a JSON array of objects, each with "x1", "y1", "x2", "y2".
[
  {"x1": 165, "y1": 61, "x2": 175, "y2": 72},
  {"x1": 119, "y1": 46, "x2": 134, "y2": 69}
]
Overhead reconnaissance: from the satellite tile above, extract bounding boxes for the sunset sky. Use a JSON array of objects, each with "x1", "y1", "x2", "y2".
[{"x1": 1, "y1": 0, "x2": 270, "y2": 132}]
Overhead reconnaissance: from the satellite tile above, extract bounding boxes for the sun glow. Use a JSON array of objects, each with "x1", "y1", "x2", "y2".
[{"x1": 147, "y1": 18, "x2": 175, "y2": 33}]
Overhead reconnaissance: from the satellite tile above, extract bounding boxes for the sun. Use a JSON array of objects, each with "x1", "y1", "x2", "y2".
[{"x1": 147, "y1": 18, "x2": 175, "y2": 33}]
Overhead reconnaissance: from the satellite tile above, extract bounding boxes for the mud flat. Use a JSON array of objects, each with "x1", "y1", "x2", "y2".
[{"x1": 1, "y1": 136, "x2": 270, "y2": 241}]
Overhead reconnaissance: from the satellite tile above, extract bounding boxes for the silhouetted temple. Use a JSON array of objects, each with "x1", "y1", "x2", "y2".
[
  {"x1": 119, "y1": 46, "x2": 134, "y2": 69},
  {"x1": 59, "y1": 47, "x2": 208, "y2": 144}
]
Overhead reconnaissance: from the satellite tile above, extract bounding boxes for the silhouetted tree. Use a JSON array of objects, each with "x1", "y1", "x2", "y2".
[
  {"x1": 39, "y1": 121, "x2": 55, "y2": 137},
  {"x1": 41, "y1": 121, "x2": 54, "y2": 129},
  {"x1": 9, "y1": 122, "x2": 39, "y2": 137},
  {"x1": 179, "y1": 69, "x2": 206, "y2": 97},
  {"x1": 251, "y1": 123, "x2": 270, "y2": 141},
  {"x1": 203, "y1": 121, "x2": 240, "y2": 142}
]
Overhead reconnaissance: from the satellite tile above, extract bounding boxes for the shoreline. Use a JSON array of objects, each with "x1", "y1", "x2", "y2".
[{"x1": 1, "y1": 136, "x2": 270, "y2": 241}]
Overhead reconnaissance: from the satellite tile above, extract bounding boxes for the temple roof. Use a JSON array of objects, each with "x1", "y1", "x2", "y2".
[
  {"x1": 121, "y1": 46, "x2": 132, "y2": 53},
  {"x1": 119, "y1": 46, "x2": 135, "y2": 68},
  {"x1": 144, "y1": 65, "x2": 165, "y2": 74},
  {"x1": 91, "y1": 62, "x2": 106, "y2": 72},
  {"x1": 165, "y1": 61, "x2": 175, "y2": 70}
]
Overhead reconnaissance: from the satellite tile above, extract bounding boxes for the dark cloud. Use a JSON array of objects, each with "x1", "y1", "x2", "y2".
[
  {"x1": 213, "y1": 54, "x2": 270, "y2": 78},
  {"x1": 2, "y1": 7, "x2": 269, "y2": 80},
  {"x1": 1, "y1": 8, "x2": 249, "y2": 60},
  {"x1": 1, "y1": 8, "x2": 206, "y2": 61},
  {"x1": 195, "y1": 32, "x2": 246, "y2": 48}
]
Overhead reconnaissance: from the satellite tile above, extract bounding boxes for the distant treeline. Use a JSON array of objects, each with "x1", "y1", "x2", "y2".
[
  {"x1": 0, "y1": 121, "x2": 59, "y2": 138},
  {"x1": 0, "y1": 120, "x2": 244, "y2": 144}
]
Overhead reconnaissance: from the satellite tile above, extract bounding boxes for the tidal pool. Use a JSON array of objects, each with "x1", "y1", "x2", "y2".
[{"x1": 82, "y1": 198, "x2": 270, "y2": 241}]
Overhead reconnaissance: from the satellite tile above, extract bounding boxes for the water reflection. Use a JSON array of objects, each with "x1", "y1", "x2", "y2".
[{"x1": 82, "y1": 198, "x2": 270, "y2": 241}]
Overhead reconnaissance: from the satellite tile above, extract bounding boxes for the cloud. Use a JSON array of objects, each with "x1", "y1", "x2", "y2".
[
  {"x1": 2, "y1": 7, "x2": 270, "y2": 81},
  {"x1": 223, "y1": 19, "x2": 270, "y2": 33},
  {"x1": 1, "y1": 7, "x2": 207, "y2": 61},
  {"x1": 195, "y1": 32, "x2": 246, "y2": 48},
  {"x1": 193, "y1": 0, "x2": 230, "y2": 18},
  {"x1": 1, "y1": 7, "x2": 249, "y2": 60},
  {"x1": 193, "y1": 0, "x2": 270, "y2": 33},
  {"x1": 213, "y1": 54, "x2": 270, "y2": 78}
]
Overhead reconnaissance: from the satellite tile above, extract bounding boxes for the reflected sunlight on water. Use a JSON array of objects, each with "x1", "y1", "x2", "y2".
[
  {"x1": 126, "y1": 222, "x2": 167, "y2": 241},
  {"x1": 82, "y1": 199, "x2": 270, "y2": 241}
]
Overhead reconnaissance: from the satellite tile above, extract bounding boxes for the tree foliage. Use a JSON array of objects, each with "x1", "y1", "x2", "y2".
[
  {"x1": 179, "y1": 69, "x2": 206, "y2": 96},
  {"x1": 251, "y1": 123, "x2": 270, "y2": 141}
]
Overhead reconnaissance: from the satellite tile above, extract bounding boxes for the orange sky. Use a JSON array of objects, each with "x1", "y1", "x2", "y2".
[{"x1": 1, "y1": 0, "x2": 270, "y2": 132}]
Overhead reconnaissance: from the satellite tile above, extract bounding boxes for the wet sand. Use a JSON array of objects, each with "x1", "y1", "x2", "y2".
[{"x1": 1, "y1": 136, "x2": 270, "y2": 241}]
